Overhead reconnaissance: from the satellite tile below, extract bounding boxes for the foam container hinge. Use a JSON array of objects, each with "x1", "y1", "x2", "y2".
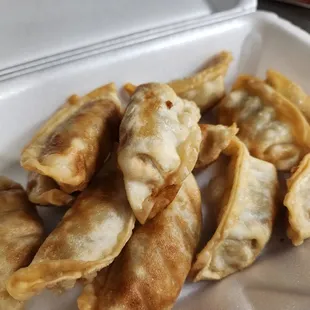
[{"x1": 0, "y1": 0, "x2": 256, "y2": 79}]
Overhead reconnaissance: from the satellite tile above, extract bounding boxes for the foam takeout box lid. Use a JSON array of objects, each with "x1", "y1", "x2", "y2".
[{"x1": 0, "y1": 0, "x2": 256, "y2": 75}]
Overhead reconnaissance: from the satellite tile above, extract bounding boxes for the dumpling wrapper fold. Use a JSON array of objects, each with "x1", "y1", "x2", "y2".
[
  {"x1": 0, "y1": 176, "x2": 43, "y2": 310},
  {"x1": 6, "y1": 171, "x2": 135, "y2": 301},
  {"x1": 118, "y1": 83, "x2": 201, "y2": 224},
  {"x1": 20, "y1": 83, "x2": 122, "y2": 193},
  {"x1": 124, "y1": 51, "x2": 232, "y2": 113},
  {"x1": 218, "y1": 75, "x2": 310, "y2": 170},
  {"x1": 191, "y1": 137, "x2": 278, "y2": 280},
  {"x1": 195, "y1": 123, "x2": 238, "y2": 169},
  {"x1": 27, "y1": 172, "x2": 73, "y2": 206},
  {"x1": 284, "y1": 153, "x2": 310, "y2": 246},
  {"x1": 266, "y1": 69, "x2": 310, "y2": 122},
  {"x1": 78, "y1": 174, "x2": 201, "y2": 310}
]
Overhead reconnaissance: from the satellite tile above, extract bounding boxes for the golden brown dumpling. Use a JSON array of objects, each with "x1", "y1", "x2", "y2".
[
  {"x1": 78, "y1": 174, "x2": 201, "y2": 310},
  {"x1": 284, "y1": 153, "x2": 310, "y2": 245},
  {"x1": 118, "y1": 83, "x2": 201, "y2": 224},
  {"x1": 27, "y1": 172, "x2": 73, "y2": 206},
  {"x1": 124, "y1": 51, "x2": 232, "y2": 113},
  {"x1": 191, "y1": 137, "x2": 278, "y2": 280},
  {"x1": 217, "y1": 76, "x2": 310, "y2": 170},
  {"x1": 0, "y1": 176, "x2": 43, "y2": 310},
  {"x1": 195, "y1": 123, "x2": 238, "y2": 169},
  {"x1": 168, "y1": 51, "x2": 232, "y2": 112},
  {"x1": 6, "y1": 172, "x2": 135, "y2": 301},
  {"x1": 20, "y1": 83, "x2": 122, "y2": 193},
  {"x1": 266, "y1": 69, "x2": 310, "y2": 122}
]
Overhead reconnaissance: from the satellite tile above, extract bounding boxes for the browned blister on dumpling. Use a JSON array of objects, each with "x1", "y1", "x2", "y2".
[
  {"x1": 0, "y1": 176, "x2": 43, "y2": 310},
  {"x1": 124, "y1": 51, "x2": 232, "y2": 113},
  {"x1": 217, "y1": 75, "x2": 310, "y2": 170},
  {"x1": 6, "y1": 172, "x2": 135, "y2": 301},
  {"x1": 191, "y1": 137, "x2": 278, "y2": 280},
  {"x1": 118, "y1": 83, "x2": 201, "y2": 224},
  {"x1": 27, "y1": 172, "x2": 73, "y2": 206},
  {"x1": 195, "y1": 123, "x2": 238, "y2": 169},
  {"x1": 20, "y1": 83, "x2": 122, "y2": 193},
  {"x1": 78, "y1": 174, "x2": 201, "y2": 310},
  {"x1": 284, "y1": 153, "x2": 310, "y2": 246},
  {"x1": 266, "y1": 69, "x2": 310, "y2": 122}
]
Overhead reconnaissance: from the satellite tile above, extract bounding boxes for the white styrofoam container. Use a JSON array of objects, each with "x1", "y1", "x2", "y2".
[
  {"x1": 1, "y1": 9, "x2": 310, "y2": 310},
  {"x1": 0, "y1": 0, "x2": 256, "y2": 76}
]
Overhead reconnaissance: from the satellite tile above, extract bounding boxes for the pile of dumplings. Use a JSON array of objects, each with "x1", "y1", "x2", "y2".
[{"x1": 1, "y1": 50, "x2": 310, "y2": 310}]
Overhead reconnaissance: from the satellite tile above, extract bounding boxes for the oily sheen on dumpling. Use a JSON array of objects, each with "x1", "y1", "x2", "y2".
[
  {"x1": 118, "y1": 83, "x2": 201, "y2": 224},
  {"x1": 191, "y1": 137, "x2": 278, "y2": 280},
  {"x1": 0, "y1": 176, "x2": 43, "y2": 310},
  {"x1": 217, "y1": 76, "x2": 310, "y2": 170},
  {"x1": 20, "y1": 83, "x2": 122, "y2": 193},
  {"x1": 6, "y1": 171, "x2": 135, "y2": 301},
  {"x1": 78, "y1": 174, "x2": 201, "y2": 310},
  {"x1": 284, "y1": 153, "x2": 310, "y2": 246}
]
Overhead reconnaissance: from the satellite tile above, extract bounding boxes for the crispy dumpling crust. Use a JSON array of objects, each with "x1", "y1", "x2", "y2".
[
  {"x1": 118, "y1": 83, "x2": 201, "y2": 224},
  {"x1": 195, "y1": 123, "x2": 238, "y2": 169},
  {"x1": 6, "y1": 172, "x2": 135, "y2": 301},
  {"x1": 124, "y1": 51, "x2": 232, "y2": 113},
  {"x1": 192, "y1": 137, "x2": 278, "y2": 280},
  {"x1": 284, "y1": 153, "x2": 310, "y2": 246},
  {"x1": 266, "y1": 69, "x2": 310, "y2": 122},
  {"x1": 27, "y1": 172, "x2": 73, "y2": 206},
  {"x1": 20, "y1": 83, "x2": 122, "y2": 193},
  {"x1": 218, "y1": 75, "x2": 310, "y2": 170},
  {"x1": 78, "y1": 174, "x2": 201, "y2": 310},
  {"x1": 0, "y1": 176, "x2": 43, "y2": 310}
]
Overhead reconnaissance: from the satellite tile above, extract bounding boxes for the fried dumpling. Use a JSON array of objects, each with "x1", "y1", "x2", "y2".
[
  {"x1": 0, "y1": 176, "x2": 43, "y2": 310},
  {"x1": 266, "y1": 69, "x2": 310, "y2": 122},
  {"x1": 124, "y1": 51, "x2": 232, "y2": 113},
  {"x1": 118, "y1": 83, "x2": 201, "y2": 224},
  {"x1": 195, "y1": 123, "x2": 238, "y2": 169},
  {"x1": 27, "y1": 172, "x2": 73, "y2": 206},
  {"x1": 191, "y1": 137, "x2": 278, "y2": 280},
  {"x1": 20, "y1": 83, "x2": 122, "y2": 193},
  {"x1": 284, "y1": 153, "x2": 310, "y2": 246},
  {"x1": 169, "y1": 50, "x2": 232, "y2": 112},
  {"x1": 78, "y1": 174, "x2": 202, "y2": 310},
  {"x1": 6, "y1": 171, "x2": 135, "y2": 301},
  {"x1": 217, "y1": 75, "x2": 310, "y2": 170}
]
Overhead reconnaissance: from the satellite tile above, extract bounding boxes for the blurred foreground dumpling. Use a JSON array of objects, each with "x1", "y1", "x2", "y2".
[
  {"x1": 217, "y1": 76, "x2": 310, "y2": 170},
  {"x1": 20, "y1": 83, "x2": 122, "y2": 193},
  {"x1": 192, "y1": 137, "x2": 278, "y2": 280},
  {"x1": 0, "y1": 176, "x2": 43, "y2": 310},
  {"x1": 284, "y1": 153, "x2": 310, "y2": 246},
  {"x1": 118, "y1": 83, "x2": 201, "y2": 224},
  {"x1": 7, "y1": 171, "x2": 135, "y2": 301},
  {"x1": 78, "y1": 174, "x2": 201, "y2": 310}
]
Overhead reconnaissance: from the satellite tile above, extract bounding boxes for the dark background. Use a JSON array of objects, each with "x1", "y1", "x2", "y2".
[{"x1": 258, "y1": 0, "x2": 310, "y2": 32}]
